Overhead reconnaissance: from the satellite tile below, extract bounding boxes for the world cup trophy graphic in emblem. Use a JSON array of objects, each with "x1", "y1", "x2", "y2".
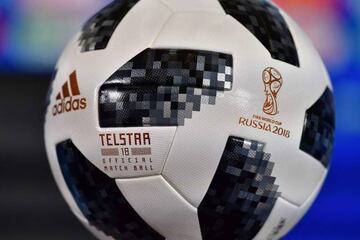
[{"x1": 262, "y1": 67, "x2": 283, "y2": 115}]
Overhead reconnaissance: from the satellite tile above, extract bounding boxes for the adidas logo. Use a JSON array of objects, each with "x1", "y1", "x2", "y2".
[{"x1": 52, "y1": 71, "x2": 87, "y2": 116}]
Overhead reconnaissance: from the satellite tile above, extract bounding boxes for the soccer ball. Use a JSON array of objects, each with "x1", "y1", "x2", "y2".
[{"x1": 44, "y1": 0, "x2": 335, "y2": 239}]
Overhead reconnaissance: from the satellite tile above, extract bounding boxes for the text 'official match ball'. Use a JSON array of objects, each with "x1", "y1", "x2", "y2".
[{"x1": 44, "y1": 0, "x2": 335, "y2": 239}]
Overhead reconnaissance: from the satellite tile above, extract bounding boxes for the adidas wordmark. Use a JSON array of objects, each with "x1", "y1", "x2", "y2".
[{"x1": 52, "y1": 71, "x2": 87, "y2": 116}]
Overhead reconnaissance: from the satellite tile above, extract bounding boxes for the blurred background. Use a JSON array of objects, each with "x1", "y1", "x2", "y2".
[{"x1": 0, "y1": 0, "x2": 359, "y2": 239}]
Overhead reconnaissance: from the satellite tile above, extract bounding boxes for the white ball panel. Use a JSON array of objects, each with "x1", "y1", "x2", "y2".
[
  {"x1": 287, "y1": 171, "x2": 328, "y2": 238},
  {"x1": 73, "y1": 127, "x2": 176, "y2": 178},
  {"x1": 116, "y1": 176, "x2": 202, "y2": 240},
  {"x1": 281, "y1": 9, "x2": 333, "y2": 95},
  {"x1": 264, "y1": 142, "x2": 326, "y2": 206},
  {"x1": 152, "y1": 13, "x2": 270, "y2": 64},
  {"x1": 159, "y1": 0, "x2": 225, "y2": 14},
  {"x1": 253, "y1": 197, "x2": 299, "y2": 240},
  {"x1": 106, "y1": 0, "x2": 173, "y2": 65},
  {"x1": 162, "y1": 104, "x2": 233, "y2": 207},
  {"x1": 70, "y1": 0, "x2": 173, "y2": 92},
  {"x1": 280, "y1": 10, "x2": 332, "y2": 99}
]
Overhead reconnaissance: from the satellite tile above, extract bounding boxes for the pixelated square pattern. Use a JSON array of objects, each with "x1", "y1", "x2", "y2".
[
  {"x1": 219, "y1": 0, "x2": 300, "y2": 67},
  {"x1": 56, "y1": 140, "x2": 164, "y2": 240},
  {"x1": 198, "y1": 136, "x2": 280, "y2": 240},
  {"x1": 99, "y1": 48, "x2": 233, "y2": 127},
  {"x1": 300, "y1": 88, "x2": 335, "y2": 168},
  {"x1": 78, "y1": 0, "x2": 139, "y2": 52}
]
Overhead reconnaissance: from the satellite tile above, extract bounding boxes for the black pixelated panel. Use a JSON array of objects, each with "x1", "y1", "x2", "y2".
[
  {"x1": 56, "y1": 140, "x2": 164, "y2": 240},
  {"x1": 99, "y1": 48, "x2": 233, "y2": 127},
  {"x1": 300, "y1": 87, "x2": 335, "y2": 168},
  {"x1": 219, "y1": 0, "x2": 300, "y2": 67},
  {"x1": 198, "y1": 136, "x2": 280, "y2": 240},
  {"x1": 79, "y1": 0, "x2": 139, "y2": 52}
]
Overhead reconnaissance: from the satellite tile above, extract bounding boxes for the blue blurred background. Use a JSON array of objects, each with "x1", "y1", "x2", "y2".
[{"x1": 0, "y1": 0, "x2": 359, "y2": 239}]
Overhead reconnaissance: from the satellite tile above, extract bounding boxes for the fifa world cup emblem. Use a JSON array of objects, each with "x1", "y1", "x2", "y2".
[{"x1": 262, "y1": 67, "x2": 283, "y2": 115}]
